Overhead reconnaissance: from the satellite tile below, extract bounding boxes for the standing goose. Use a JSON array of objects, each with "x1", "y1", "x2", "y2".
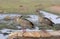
[
  {"x1": 14, "y1": 16, "x2": 35, "y2": 32},
  {"x1": 36, "y1": 9, "x2": 55, "y2": 31},
  {"x1": 39, "y1": 17, "x2": 54, "y2": 27}
]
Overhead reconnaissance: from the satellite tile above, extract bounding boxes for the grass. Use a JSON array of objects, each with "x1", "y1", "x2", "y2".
[
  {"x1": 0, "y1": 22, "x2": 60, "y2": 30},
  {"x1": 38, "y1": 24, "x2": 60, "y2": 30},
  {"x1": 0, "y1": 23, "x2": 18, "y2": 30},
  {"x1": 43, "y1": 7, "x2": 60, "y2": 15},
  {"x1": 0, "y1": 0, "x2": 60, "y2": 14}
]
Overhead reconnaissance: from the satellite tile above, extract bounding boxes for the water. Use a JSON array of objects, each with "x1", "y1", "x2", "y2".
[
  {"x1": 0, "y1": 14, "x2": 21, "y2": 19},
  {"x1": 0, "y1": 12, "x2": 60, "y2": 24},
  {"x1": 40, "y1": 11, "x2": 60, "y2": 24},
  {"x1": 0, "y1": 34, "x2": 8, "y2": 39},
  {"x1": 0, "y1": 11, "x2": 60, "y2": 39}
]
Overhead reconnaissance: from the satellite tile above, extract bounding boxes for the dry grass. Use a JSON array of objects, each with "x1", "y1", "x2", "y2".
[
  {"x1": 43, "y1": 6, "x2": 60, "y2": 15},
  {"x1": 0, "y1": 0, "x2": 60, "y2": 14}
]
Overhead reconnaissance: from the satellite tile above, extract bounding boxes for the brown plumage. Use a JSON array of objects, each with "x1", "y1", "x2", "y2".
[
  {"x1": 36, "y1": 10, "x2": 55, "y2": 32},
  {"x1": 14, "y1": 16, "x2": 35, "y2": 34},
  {"x1": 14, "y1": 16, "x2": 34, "y2": 29},
  {"x1": 39, "y1": 17, "x2": 54, "y2": 27},
  {"x1": 36, "y1": 9, "x2": 54, "y2": 27}
]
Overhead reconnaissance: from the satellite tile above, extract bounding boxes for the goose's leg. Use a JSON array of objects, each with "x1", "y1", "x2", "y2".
[
  {"x1": 22, "y1": 27, "x2": 26, "y2": 37},
  {"x1": 41, "y1": 29, "x2": 47, "y2": 33},
  {"x1": 22, "y1": 28, "x2": 26, "y2": 33}
]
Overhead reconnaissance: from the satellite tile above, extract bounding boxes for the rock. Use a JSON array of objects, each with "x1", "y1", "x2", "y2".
[
  {"x1": 8, "y1": 31, "x2": 52, "y2": 39},
  {"x1": 8, "y1": 32, "x2": 22, "y2": 39}
]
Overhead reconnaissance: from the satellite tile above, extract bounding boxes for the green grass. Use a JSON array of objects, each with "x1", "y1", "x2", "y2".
[
  {"x1": 0, "y1": 23, "x2": 60, "y2": 30},
  {"x1": 0, "y1": 23, "x2": 18, "y2": 30},
  {"x1": 0, "y1": 0, "x2": 60, "y2": 14}
]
